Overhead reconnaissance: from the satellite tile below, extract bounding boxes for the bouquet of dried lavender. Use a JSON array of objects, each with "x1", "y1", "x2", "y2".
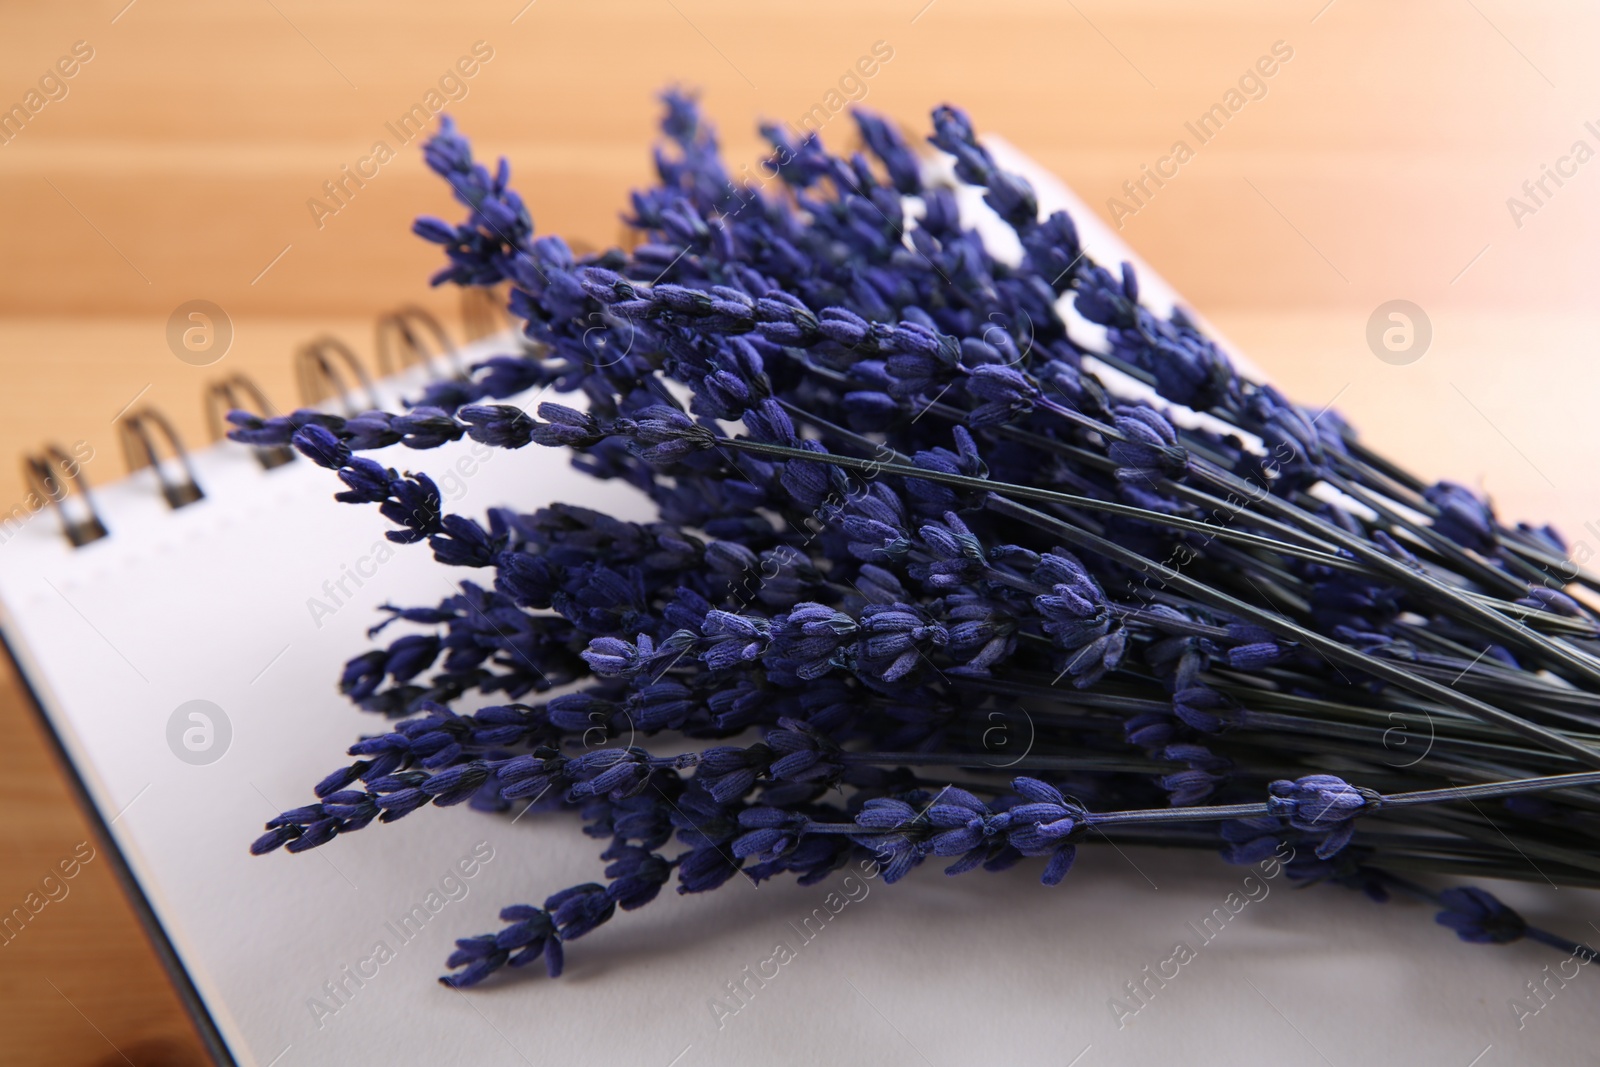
[{"x1": 239, "y1": 93, "x2": 1600, "y2": 987}]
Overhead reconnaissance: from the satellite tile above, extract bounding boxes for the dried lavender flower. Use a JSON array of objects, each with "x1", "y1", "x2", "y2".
[{"x1": 241, "y1": 92, "x2": 1600, "y2": 989}]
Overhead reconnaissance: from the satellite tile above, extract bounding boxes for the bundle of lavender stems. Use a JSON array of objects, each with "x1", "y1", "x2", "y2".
[{"x1": 240, "y1": 93, "x2": 1600, "y2": 987}]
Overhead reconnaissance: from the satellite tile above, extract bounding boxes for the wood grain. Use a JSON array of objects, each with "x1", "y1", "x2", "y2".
[{"x1": 2, "y1": 1, "x2": 1597, "y2": 1062}]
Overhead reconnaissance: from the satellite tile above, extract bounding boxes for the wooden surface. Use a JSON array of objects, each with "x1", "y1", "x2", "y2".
[{"x1": 2, "y1": 1, "x2": 1598, "y2": 1063}]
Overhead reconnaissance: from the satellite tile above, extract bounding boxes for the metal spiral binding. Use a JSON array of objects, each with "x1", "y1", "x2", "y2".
[
  {"x1": 119, "y1": 407, "x2": 204, "y2": 509},
  {"x1": 459, "y1": 283, "x2": 512, "y2": 342},
  {"x1": 294, "y1": 335, "x2": 380, "y2": 414},
  {"x1": 204, "y1": 375, "x2": 295, "y2": 470},
  {"x1": 21, "y1": 445, "x2": 108, "y2": 547},
  {"x1": 25, "y1": 300, "x2": 491, "y2": 548},
  {"x1": 374, "y1": 304, "x2": 465, "y2": 379}
]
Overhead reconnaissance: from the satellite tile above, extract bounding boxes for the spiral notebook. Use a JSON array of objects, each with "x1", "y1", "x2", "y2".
[{"x1": 1, "y1": 143, "x2": 1592, "y2": 1067}]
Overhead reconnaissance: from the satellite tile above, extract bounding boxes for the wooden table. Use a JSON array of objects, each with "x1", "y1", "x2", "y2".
[{"x1": 3, "y1": 2, "x2": 1596, "y2": 1062}]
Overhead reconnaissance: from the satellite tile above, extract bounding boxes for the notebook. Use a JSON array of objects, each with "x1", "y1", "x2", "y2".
[{"x1": 1, "y1": 143, "x2": 1592, "y2": 1067}]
